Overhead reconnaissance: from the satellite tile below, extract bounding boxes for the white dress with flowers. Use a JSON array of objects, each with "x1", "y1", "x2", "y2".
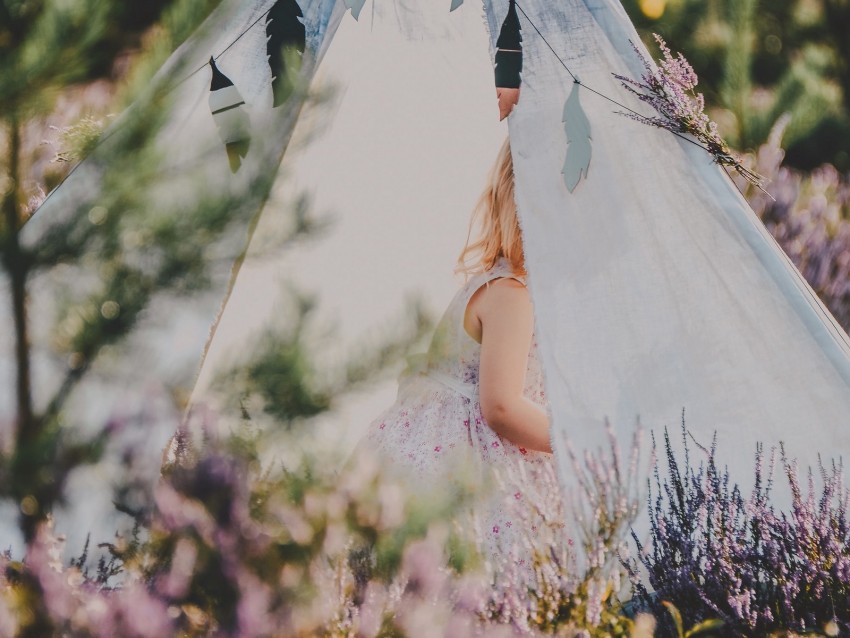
[{"x1": 360, "y1": 258, "x2": 559, "y2": 567}]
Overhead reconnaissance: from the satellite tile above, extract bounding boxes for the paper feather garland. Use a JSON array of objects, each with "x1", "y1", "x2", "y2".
[
  {"x1": 209, "y1": 57, "x2": 251, "y2": 173},
  {"x1": 344, "y1": 0, "x2": 366, "y2": 20},
  {"x1": 494, "y1": 0, "x2": 522, "y2": 120},
  {"x1": 562, "y1": 81, "x2": 591, "y2": 192},
  {"x1": 266, "y1": 0, "x2": 306, "y2": 108}
]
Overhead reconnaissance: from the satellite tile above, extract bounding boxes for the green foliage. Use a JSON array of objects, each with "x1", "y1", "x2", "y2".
[
  {"x1": 206, "y1": 282, "x2": 432, "y2": 430},
  {"x1": 0, "y1": 0, "x2": 284, "y2": 543},
  {"x1": 52, "y1": 116, "x2": 110, "y2": 163},
  {"x1": 0, "y1": 0, "x2": 437, "y2": 573},
  {"x1": 662, "y1": 602, "x2": 724, "y2": 638}
]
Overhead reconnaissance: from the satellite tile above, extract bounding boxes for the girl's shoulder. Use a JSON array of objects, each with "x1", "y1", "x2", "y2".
[{"x1": 456, "y1": 258, "x2": 526, "y2": 304}]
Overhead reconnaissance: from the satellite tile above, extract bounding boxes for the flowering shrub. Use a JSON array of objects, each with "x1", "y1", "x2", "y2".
[
  {"x1": 0, "y1": 425, "x2": 484, "y2": 637},
  {"x1": 0, "y1": 420, "x2": 652, "y2": 638},
  {"x1": 8, "y1": 412, "x2": 849, "y2": 637},
  {"x1": 628, "y1": 419, "x2": 850, "y2": 636},
  {"x1": 483, "y1": 423, "x2": 645, "y2": 637}
]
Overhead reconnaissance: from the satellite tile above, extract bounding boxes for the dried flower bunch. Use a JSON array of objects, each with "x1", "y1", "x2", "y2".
[{"x1": 613, "y1": 34, "x2": 768, "y2": 193}]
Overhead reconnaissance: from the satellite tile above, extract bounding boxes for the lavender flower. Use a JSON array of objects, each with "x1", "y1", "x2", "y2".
[
  {"x1": 629, "y1": 416, "x2": 850, "y2": 635},
  {"x1": 481, "y1": 421, "x2": 645, "y2": 637}
]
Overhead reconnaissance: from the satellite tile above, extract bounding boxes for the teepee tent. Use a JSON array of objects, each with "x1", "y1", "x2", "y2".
[{"x1": 4, "y1": 0, "x2": 850, "y2": 550}]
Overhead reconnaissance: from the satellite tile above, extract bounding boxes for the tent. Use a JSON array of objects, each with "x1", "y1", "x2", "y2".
[{"x1": 4, "y1": 0, "x2": 850, "y2": 551}]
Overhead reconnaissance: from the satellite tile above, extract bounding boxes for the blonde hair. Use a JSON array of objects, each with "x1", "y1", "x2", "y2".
[{"x1": 456, "y1": 137, "x2": 525, "y2": 277}]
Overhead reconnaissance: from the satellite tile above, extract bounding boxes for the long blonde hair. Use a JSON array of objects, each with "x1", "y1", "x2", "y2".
[{"x1": 456, "y1": 137, "x2": 525, "y2": 277}]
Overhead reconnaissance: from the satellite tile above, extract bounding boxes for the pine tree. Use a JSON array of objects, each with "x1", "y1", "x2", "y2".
[{"x1": 0, "y1": 0, "x2": 251, "y2": 545}]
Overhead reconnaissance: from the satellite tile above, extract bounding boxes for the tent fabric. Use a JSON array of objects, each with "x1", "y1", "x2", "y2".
[{"x1": 4, "y1": 0, "x2": 850, "y2": 549}]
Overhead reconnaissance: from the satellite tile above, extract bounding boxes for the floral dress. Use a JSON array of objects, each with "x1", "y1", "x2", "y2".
[{"x1": 359, "y1": 258, "x2": 557, "y2": 567}]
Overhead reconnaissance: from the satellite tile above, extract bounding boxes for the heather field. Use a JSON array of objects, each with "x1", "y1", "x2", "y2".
[{"x1": 1, "y1": 0, "x2": 849, "y2": 636}]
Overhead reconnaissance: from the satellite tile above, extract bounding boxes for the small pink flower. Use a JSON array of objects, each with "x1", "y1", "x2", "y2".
[
  {"x1": 463, "y1": 419, "x2": 470, "y2": 427},
  {"x1": 514, "y1": 491, "x2": 522, "y2": 500},
  {"x1": 492, "y1": 525, "x2": 500, "y2": 534},
  {"x1": 568, "y1": 538, "x2": 574, "y2": 546},
  {"x1": 491, "y1": 441, "x2": 500, "y2": 448},
  {"x1": 519, "y1": 447, "x2": 528, "y2": 455},
  {"x1": 434, "y1": 446, "x2": 442, "y2": 452},
  {"x1": 379, "y1": 423, "x2": 386, "y2": 430},
  {"x1": 404, "y1": 421, "x2": 410, "y2": 428}
]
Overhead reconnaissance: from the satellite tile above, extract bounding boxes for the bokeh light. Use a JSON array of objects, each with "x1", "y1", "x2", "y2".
[{"x1": 639, "y1": 0, "x2": 667, "y2": 19}]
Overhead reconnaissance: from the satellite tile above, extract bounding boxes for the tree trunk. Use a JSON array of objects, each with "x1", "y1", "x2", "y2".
[{"x1": 2, "y1": 119, "x2": 38, "y2": 541}]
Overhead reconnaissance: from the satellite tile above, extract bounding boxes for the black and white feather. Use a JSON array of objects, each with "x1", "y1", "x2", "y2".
[{"x1": 209, "y1": 57, "x2": 251, "y2": 173}]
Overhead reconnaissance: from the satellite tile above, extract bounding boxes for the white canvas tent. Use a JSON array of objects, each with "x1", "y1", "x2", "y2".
[{"x1": 3, "y1": 0, "x2": 850, "y2": 551}]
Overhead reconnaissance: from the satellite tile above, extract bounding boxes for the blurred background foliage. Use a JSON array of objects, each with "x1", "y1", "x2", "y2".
[
  {"x1": 0, "y1": 0, "x2": 246, "y2": 544},
  {"x1": 0, "y1": 0, "x2": 204, "y2": 217}
]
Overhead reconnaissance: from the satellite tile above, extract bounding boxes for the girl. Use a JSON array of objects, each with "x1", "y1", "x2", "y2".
[{"x1": 359, "y1": 137, "x2": 555, "y2": 560}]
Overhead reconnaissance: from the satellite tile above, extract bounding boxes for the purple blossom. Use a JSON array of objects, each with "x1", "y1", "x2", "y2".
[{"x1": 628, "y1": 417, "x2": 850, "y2": 635}]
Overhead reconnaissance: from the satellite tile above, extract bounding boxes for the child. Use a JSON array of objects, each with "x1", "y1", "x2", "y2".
[{"x1": 360, "y1": 137, "x2": 555, "y2": 561}]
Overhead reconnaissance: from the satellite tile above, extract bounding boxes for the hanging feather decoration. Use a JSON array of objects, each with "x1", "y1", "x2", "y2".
[
  {"x1": 494, "y1": 0, "x2": 522, "y2": 120},
  {"x1": 562, "y1": 80, "x2": 592, "y2": 192},
  {"x1": 208, "y1": 57, "x2": 251, "y2": 173},
  {"x1": 450, "y1": 0, "x2": 464, "y2": 11},
  {"x1": 266, "y1": 0, "x2": 306, "y2": 108},
  {"x1": 344, "y1": 0, "x2": 366, "y2": 20}
]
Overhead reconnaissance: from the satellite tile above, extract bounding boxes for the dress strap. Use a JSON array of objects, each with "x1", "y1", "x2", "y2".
[
  {"x1": 479, "y1": 257, "x2": 527, "y2": 288},
  {"x1": 459, "y1": 259, "x2": 526, "y2": 307}
]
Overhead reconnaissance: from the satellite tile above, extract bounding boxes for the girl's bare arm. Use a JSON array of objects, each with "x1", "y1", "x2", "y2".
[{"x1": 467, "y1": 278, "x2": 552, "y2": 453}]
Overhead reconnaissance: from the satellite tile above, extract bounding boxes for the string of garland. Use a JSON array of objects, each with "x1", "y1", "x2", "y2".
[
  {"x1": 30, "y1": 0, "x2": 770, "y2": 220},
  {"x1": 28, "y1": 5, "x2": 283, "y2": 219},
  {"x1": 510, "y1": 0, "x2": 768, "y2": 195}
]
